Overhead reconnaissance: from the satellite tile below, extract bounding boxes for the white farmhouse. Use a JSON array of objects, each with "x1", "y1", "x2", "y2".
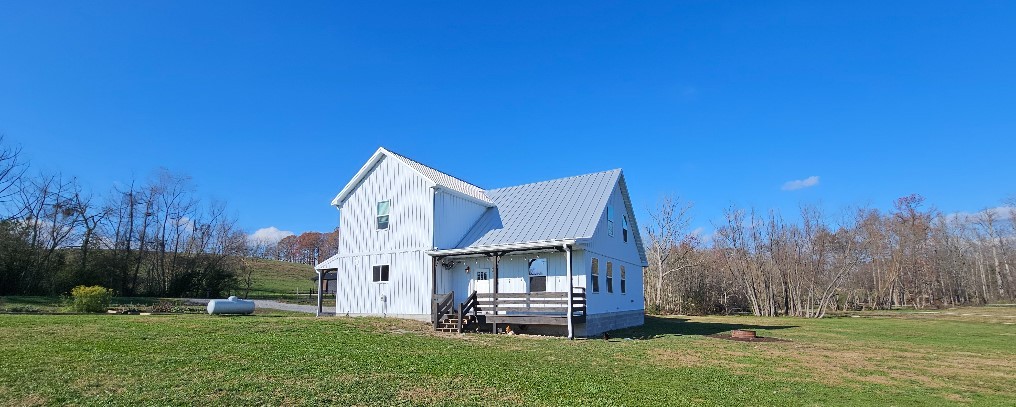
[{"x1": 315, "y1": 147, "x2": 647, "y2": 338}]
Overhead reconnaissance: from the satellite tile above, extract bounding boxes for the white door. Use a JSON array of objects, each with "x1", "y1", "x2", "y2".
[{"x1": 468, "y1": 267, "x2": 493, "y2": 295}]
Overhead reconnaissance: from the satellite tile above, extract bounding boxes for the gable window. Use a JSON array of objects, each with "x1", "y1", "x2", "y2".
[
  {"x1": 606, "y1": 205, "x2": 615, "y2": 237},
  {"x1": 606, "y1": 261, "x2": 613, "y2": 293},
  {"x1": 528, "y1": 258, "x2": 547, "y2": 293},
  {"x1": 372, "y1": 264, "x2": 389, "y2": 282},
  {"x1": 590, "y1": 258, "x2": 600, "y2": 293},
  {"x1": 622, "y1": 215, "x2": 629, "y2": 243},
  {"x1": 376, "y1": 200, "x2": 390, "y2": 230},
  {"x1": 620, "y1": 265, "x2": 626, "y2": 294}
]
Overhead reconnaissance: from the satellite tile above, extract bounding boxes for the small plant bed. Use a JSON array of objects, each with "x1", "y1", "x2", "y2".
[
  {"x1": 710, "y1": 329, "x2": 789, "y2": 343},
  {"x1": 107, "y1": 300, "x2": 206, "y2": 315}
]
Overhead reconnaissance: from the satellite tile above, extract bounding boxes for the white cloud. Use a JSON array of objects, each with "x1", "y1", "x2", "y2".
[
  {"x1": 249, "y1": 226, "x2": 295, "y2": 244},
  {"x1": 782, "y1": 176, "x2": 820, "y2": 191},
  {"x1": 943, "y1": 206, "x2": 1016, "y2": 224}
]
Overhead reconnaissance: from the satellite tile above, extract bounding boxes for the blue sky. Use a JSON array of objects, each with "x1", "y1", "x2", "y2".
[{"x1": 2, "y1": 1, "x2": 1014, "y2": 240}]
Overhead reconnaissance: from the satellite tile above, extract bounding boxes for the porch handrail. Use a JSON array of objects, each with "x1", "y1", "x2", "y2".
[
  {"x1": 457, "y1": 290, "x2": 478, "y2": 333},
  {"x1": 432, "y1": 291, "x2": 455, "y2": 329},
  {"x1": 475, "y1": 290, "x2": 586, "y2": 317}
]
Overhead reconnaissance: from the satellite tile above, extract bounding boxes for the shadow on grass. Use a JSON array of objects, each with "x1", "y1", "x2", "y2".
[{"x1": 607, "y1": 315, "x2": 797, "y2": 340}]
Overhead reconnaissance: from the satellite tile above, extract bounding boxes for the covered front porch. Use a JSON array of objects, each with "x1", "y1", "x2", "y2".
[{"x1": 427, "y1": 239, "x2": 586, "y2": 338}]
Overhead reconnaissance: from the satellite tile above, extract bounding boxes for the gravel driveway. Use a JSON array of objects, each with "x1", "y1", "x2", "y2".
[{"x1": 185, "y1": 299, "x2": 332, "y2": 315}]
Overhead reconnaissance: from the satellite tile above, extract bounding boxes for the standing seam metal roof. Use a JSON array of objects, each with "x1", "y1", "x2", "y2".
[
  {"x1": 453, "y1": 169, "x2": 622, "y2": 249},
  {"x1": 387, "y1": 151, "x2": 494, "y2": 205}
]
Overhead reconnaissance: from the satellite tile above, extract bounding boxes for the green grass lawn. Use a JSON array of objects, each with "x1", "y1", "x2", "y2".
[{"x1": 0, "y1": 307, "x2": 1013, "y2": 406}]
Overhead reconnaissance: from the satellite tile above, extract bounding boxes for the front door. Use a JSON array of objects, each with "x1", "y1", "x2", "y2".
[{"x1": 469, "y1": 267, "x2": 494, "y2": 295}]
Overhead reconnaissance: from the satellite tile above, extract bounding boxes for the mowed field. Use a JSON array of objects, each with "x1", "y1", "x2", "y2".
[
  {"x1": 246, "y1": 259, "x2": 317, "y2": 296},
  {"x1": 0, "y1": 307, "x2": 1013, "y2": 406}
]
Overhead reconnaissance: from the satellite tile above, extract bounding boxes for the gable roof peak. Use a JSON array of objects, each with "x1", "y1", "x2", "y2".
[{"x1": 331, "y1": 147, "x2": 494, "y2": 207}]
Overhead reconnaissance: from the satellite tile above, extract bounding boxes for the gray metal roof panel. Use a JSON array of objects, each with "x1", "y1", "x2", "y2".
[
  {"x1": 387, "y1": 151, "x2": 494, "y2": 205},
  {"x1": 454, "y1": 169, "x2": 622, "y2": 248}
]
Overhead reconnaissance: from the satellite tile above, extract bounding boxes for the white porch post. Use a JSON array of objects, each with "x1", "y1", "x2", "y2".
[
  {"x1": 564, "y1": 243, "x2": 573, "y2": 339},
  {"x1": 316, "y1": 269, "x2": 323, "y2": 317}
]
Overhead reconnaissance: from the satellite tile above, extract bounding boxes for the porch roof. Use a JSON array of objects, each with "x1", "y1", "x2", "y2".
[
  {"x1": 314, "y1": 252, "x2": 341, "y2": 271},
  {"x1": 426, "y1": 238, "x2": 581, "y2": 257}
]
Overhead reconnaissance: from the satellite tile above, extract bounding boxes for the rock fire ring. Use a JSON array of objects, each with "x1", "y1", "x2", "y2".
[{"x1": 710, "y1": 329, "x2": 788, "y2": 343}]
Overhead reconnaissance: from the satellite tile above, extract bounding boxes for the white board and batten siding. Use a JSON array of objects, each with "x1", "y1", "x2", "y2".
[
  {"x1": 334, "y1": 155, "x2": 435, "y2": 317},
  {"x1": 433, "y1": 190, "x2": 488, "y2": 250},
  {"x1": 576, "y1": 180, "x2": 646, "y2": 315}
]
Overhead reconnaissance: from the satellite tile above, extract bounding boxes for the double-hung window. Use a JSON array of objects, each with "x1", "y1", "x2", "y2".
[
  {"x1": 620, "y1": 265, "x2": 626, "y2": 293},
  {"x1": 590, "y1": 258, "x2": 600, "y2": 293},
  {"x1": 622, "y1": 215, "x2": 629, "y2": 242},
  {"x1": 376, "y1": 200, "x2": 390, "y2": 230},
  {"x1": 528, "y1": 258, "x2": 547, "y2": 292},
  {"x1": 607, "y1": 205, "x2": 615, "y2": 237},
  {"x1": 372, "y1": 265, "x2": 389, "y2": 282},
  {"x1": 606, "y1": 261, "x2": 613, "y2": 293}
]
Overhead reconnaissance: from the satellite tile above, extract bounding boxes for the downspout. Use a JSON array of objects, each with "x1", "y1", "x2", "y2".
[
  {"x1": 430, "y1": 185, "x2": 438, "y2": 294},
  {"x1": 565, "y1": 243, "x2": 574, "y2": 340}
]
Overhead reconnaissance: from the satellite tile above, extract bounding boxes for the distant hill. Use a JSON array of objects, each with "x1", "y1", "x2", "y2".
[{"x1": 246, "y1": 259, "x2": 317, "y2": 297}]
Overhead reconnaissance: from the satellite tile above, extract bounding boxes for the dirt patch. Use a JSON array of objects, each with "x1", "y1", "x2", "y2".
[
  {"x1": 709, "y1": 333, "x2": 789, "y2": 343},
  {"x1": 12, "y1": 394, "x2": 49, "y2": 407},
  {"x1": 397, "y1": 380, "x2": 523, "y2": 405}
]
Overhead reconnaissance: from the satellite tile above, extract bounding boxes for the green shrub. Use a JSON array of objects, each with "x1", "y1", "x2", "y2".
[{"x1": 70, "y1": 285, "x2": 114, "y2": 313}]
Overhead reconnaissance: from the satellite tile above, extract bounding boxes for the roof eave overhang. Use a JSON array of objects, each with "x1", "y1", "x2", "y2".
[
  {"x1": 426, "y1": 238, "x2": 586, "y2": 257},
  {"x1": 331, "y1": 147, "x2": 391, "y2": 207},
  {"x1": 432, "y1": 185, "x2": 495, "y2": 208}
]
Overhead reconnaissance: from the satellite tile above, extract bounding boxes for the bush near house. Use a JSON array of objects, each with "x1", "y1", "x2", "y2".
[{"x1": 70, "y1": 285, "x2": 113, "y2": 313}]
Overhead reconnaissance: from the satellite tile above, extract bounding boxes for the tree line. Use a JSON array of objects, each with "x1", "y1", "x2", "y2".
[
  {"x1": 644, "y1": 194, "x2": 1016, "y2": 317},
  {"x1": 0, "y1": 137, "x2": 249, "y2": 297},
  {"x1": 249, "y1": 229, "x2": 339, "y2": 264}
]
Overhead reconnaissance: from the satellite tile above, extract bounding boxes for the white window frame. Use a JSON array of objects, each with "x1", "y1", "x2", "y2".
[
  {"x1": 372, "y1": 264, "x2": 390, "y2": 283},
  {"x1": 622, "y1": 214, "x2": 629, "y2": 243},
  {"x1": 620, "y1": 265, "x2": 626, "y2": 294},
  {"x1": 376, "y1": 200, "x2": 391, "y2": 230},
  {"x1": 606, "y1": 261, "x2": 613, "y2": 293},
  {"x1": 607, "y1": 205, "x2": 615, "y2": 237}
]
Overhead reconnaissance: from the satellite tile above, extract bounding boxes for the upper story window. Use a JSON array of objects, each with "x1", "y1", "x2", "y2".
[
  {"x1": 372, "y1": 264, "x2": 390, "y2": 282},
  {"x1": 606, "y1": 205, "x2": 615, "y2": 237},
  {"x1": 620, "y1": 265, "x2": 626, "y2": 294},
  {"x1": 622, "y1": 214, "x2": 629, "y2": 243},
  {"x1": 376, "y1": 200, "x2": 390, "y2": 230},
  {"x1": 590, "y1": 258, "x2": 600, "y2": 293},
  {"x1": 606, "y1": 261, "x2": 613, "y2": 293}
]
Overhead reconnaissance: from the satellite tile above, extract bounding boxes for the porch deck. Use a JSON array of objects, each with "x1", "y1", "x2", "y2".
[{"x1": 433, "y1": 289, "x2": 586, "y2": 333}]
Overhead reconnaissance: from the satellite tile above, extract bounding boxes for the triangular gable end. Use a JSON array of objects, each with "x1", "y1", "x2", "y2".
[
  {"x1": 617, "y1": 173, "x2": 649, "y2": 266},
  {"x1": 585, "y1": 170, "x2": 648, "y2": 266},
  {"x1": 331, "y1": 147, "x2": 493, "y2": 208}
]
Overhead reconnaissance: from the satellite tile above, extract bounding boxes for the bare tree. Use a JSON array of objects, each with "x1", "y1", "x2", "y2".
[{"x1": 643, "y1": 196, "x2": 696, "y2": 313}]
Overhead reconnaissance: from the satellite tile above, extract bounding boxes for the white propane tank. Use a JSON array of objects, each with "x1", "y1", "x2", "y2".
[{"x1": 206, "y1": 296, "x2": 255, "y2": 315}]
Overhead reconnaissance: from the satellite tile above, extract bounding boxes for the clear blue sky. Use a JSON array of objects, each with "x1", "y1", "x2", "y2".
[{"x1": 2, "y1": 1, "x2": 1014, "y2": 239}]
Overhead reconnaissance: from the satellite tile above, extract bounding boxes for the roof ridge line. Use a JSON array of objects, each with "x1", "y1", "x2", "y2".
[
  {"x1": 385, "y1": 148, "x2": 488, "y2": 191},
  {"x1": 486, "y1": 168, "x2": 621, "y2": 192}
]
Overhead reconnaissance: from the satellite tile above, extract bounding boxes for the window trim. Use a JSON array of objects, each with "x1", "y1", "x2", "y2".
[
  {"x1": 622, "y1": 214, "x2": 629, "y2": 242},
  {"x1": 606, "y1": 261, "x2": 613, "y2": 293},
  {"x1": 376, "y1": 200, "x2": 391, "y2": 230},
  {"x1": 590, "y1": 258, "x2": 600, "y2": 293},
  {"x1": 620, "y1": 265, "x2": 626, "y2": 294},
  {"x1": 606, "y1": 205, "x2": 614, "y2": 237},
  {"x1": 372, "y1": 264, "x2": 390, "y2": 283},
  {"x1": 529, "y1": 275, "x2": 547, "y2": 293}
]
